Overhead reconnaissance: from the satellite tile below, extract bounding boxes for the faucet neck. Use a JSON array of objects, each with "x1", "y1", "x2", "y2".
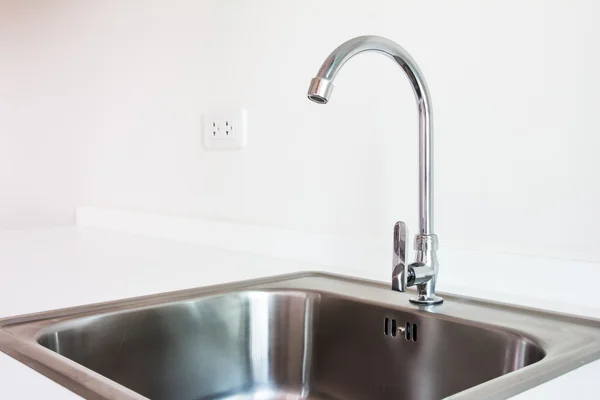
[{"x1": 312, "y1": 35, "x2": 433, "y2": 235}]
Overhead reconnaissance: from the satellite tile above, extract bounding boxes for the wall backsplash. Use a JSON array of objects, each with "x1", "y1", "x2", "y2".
[
  {"x1": 0, "y1": 3, "x2": 79, "y2": 228},
  {"x1": 2, "y1": 1, "x2": 599, "y2": 262}
]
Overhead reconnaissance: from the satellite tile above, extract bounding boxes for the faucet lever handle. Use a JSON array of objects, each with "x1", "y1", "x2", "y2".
[{"x1": 392, "y1": 221, "x2": 408, "y2": 292}]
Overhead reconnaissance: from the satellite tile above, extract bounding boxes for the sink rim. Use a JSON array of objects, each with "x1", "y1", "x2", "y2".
[{"x1": 1, "y1": 271, "x2": 600, "y2": 400}]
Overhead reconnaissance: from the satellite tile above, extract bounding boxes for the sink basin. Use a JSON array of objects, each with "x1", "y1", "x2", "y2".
[{"x1": 1, "y1": 273, "x2": 599, "y2": 399}]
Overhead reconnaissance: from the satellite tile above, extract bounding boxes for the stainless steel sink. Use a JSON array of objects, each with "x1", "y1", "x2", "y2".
[{"x1": 1, "y1": 273, "x2": 600, "y2": 399}]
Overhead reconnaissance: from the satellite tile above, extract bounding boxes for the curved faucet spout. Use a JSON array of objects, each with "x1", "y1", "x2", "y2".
[
  {"x1": 307, "y1": 35, "x2": 442, "y2": 305},
  {"x1": 307, "y1": 35, "x2": 433, "y2": 236}
]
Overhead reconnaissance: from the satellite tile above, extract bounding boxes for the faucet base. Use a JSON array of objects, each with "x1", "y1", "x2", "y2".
[{"x1": 410, "y1": 294, "x2": 444, "y2": 305}]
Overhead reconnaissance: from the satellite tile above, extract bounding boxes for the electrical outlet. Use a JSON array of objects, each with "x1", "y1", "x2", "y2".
[{"x1": 203, "y1": 108, "x2": 247, "y2": 150}]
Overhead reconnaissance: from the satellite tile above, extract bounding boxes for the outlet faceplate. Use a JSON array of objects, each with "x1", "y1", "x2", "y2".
[{"x1": 202, "y1": 108, "x2": 247, "y2": 150}]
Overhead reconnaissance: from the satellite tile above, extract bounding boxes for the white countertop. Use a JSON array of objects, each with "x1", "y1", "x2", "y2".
[{"x1": 0, "y1": 226, "x2": 599, "y2": 399}]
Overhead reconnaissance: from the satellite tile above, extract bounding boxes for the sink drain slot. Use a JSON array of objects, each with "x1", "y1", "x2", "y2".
[{"x1": 384, "y1": 318, "x2": 418, "y2": 342}]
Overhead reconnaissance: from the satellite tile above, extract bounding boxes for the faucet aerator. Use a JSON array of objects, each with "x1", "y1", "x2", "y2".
[
  {"x1": 307, "y1": 77, "x2": 333, "y2": 104},
  {"x1": 307, "y1": 94, "x2": 327, "y2": 104}
]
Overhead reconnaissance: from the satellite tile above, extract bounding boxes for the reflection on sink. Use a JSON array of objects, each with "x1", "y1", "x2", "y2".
[{"x1": 1, "y1": 273, "x2": 600, "y2": 399}]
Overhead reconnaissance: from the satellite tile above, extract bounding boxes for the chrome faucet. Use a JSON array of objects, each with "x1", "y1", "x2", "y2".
[{"x1": 307, "y1": 35, "x2": 443, "y2": 305}]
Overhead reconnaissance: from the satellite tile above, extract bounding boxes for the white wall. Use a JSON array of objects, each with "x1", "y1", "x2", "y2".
[
  {"x1": 0, "y1": 3, "x2": 82, "y2": 228},
  {"x1": 3, "y1": 1, "x2": 600, "y2": 262}
]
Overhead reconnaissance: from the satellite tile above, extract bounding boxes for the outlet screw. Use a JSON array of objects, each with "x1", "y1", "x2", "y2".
[{"x1": 397, "y1": 327, "x2": 405, "y2": 335}]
